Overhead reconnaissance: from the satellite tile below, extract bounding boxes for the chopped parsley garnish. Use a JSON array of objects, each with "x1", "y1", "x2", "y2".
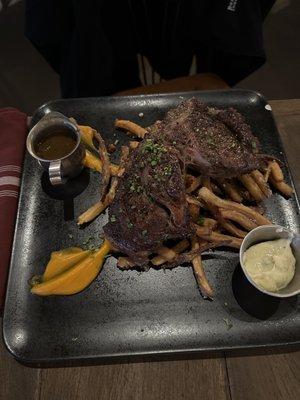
[
  {"x1": 82, "y1": 237, "x2": 93, "y2": 245},
  {"x1": 163, "y1": 165, "x2": 173, "y2": 176},
  {"x1": 197, "y1": 215, "x2": 205, "y2": 226},
  {"x1": 129, "y1": 180, "x2": 144, "y2": 194},
  {"x1": 81, "y1": 236, "x2": 101, "y2": 251},
  {"x1": 110, "y1": 214, "x2": 116, "y2": 222},
  {"x1": 223, "y1": 318, "x2": 233, "y2": 330},
  {"x1": 142, "y1": 139, "x2": 167, "y2": 155},
  {"x1": 28, "y1": 275, "x2": 42, "y2": 287},
  {"x1": 127, "y1": 222, "x2": 133, "y2": 229},
  {"x1": 141, "y1": 139, "x2": 168, "y2": 169},
  {"x1": 142, "y1": 230, "x2": 148, "y2": 236}
]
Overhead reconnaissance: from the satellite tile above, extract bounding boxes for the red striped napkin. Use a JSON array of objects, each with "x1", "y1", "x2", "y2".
[{"x1": 0, "y1": 108, "x2": 27, "y2": 312}]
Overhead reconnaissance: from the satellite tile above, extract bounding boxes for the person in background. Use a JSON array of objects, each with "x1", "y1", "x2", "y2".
[{"x1": 25, "y1": 0, "x2": 275, "y2": 98}]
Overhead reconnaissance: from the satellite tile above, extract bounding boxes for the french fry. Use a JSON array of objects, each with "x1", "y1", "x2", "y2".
[
  {"x1": 78, "y1": 125, "x2": 98, "y2": 152},
  {"x1": 156, "y1": 247, "x2": 178, "y2": 261},
  {"x1": 269, "y1": 176, "x2": 293, "y2": 197},
  {"x1": 117, "y1": 257, "x2": 135, "y2": 269},
  {"x1": 186, "y1": 175, "x2": 195, "y2": 190},
  {"x1": 202, "y1": 218, "x2": 218, "y2": 230},
  {"x1": 264, "y1": 163, "x2": 272, "y2": 182},
  {"x1": 151, "y1": 239, "x2": 190, "y2": 266},
  {"x1": 217, "y1": 179, "x2": 243, "y2": 203},
  {"x1": 115, "y1": 119, "x2": 147, "y2": 138},
  {"x1": 193, "y1": 225, "x2": 212, "y2": 236},
  {"x1": 129, "y1": 141, "x2": 140, "y2": 149},
  {"x1": 205, "y1": 204, "x2": 247, "y2": 238},
  {"x1": 120, "y1": 146, "x2": 130, "y2": 163},
  {"x1": 198, "y1": 187, "x2": 272, "y2": 226},
  {"x1": 94, "y1": 131, "x2": 110, "y2": 201},
  {"x1": 219, "y1": 209, "x2": 257, "y2": 230},
  {"x1": 194, "y1": 215, "x2": 218, "y2": 230},
  {"x1": 186, "y1": 175, "x2": 202, "y2": 193},
  {"x1": 194, "y1": 226, "x2": 243, "y2": 249},
  {"x1": 202, "y1": 177, "x2": 212, "y2": 191},
  {"x1": 265, "y1": 160, "x2": 293, "y2": 197},
  {"x1": 79, "y1": 128, "x2": 126, "y2": 225},
  {"x1": 104, "y1": 177, "x2": 118, "y2": 204},
  {"x1": 116, "y1": 146, "x2": 130, "y2": 178},
  {"x1": 83, "y1": 150, "x2": 102, "y2": 172},
  {"x1": 163, "y1": 241, "x2": 230, "y2": 269},
  {"x1": 251, "y1": 170, "x2": 272, "y2": 197},
  {"x1": 219, "y1": 220, "x2": 247, "y2": 238},
  {"x1": 207, "y1": 231, "x2": 243, "y2": 249},
  {"x1": 239, "y1": 174, "x2": 265, "y2": 202},
  {"x1": 269, "y1": 160, "x2": 284, "y2": 182},
  {"x1": 77, "y1": 201, "x2": 106, "y2": 226},
  {"x1": 186, "y1": 194, "x2": 202, "y2": 206},
  {"x1": 171, "y1": 239, "x2": 190, "y2": 254},
  {"x1": 188, "y1": 203, "x2": 200, "y2": 222},
  {"x1": 111, "y1": 163, "x2": 121, "y2": 175},
  {"x1": 191, "y1": 237, "x2": 213, "y2": 298},
  {"x1": 77, "y1": 177, "x2": 118, "y2": 225},
  {"x1": 83, "y1": 150, "x2": 120, "y2": 176}
]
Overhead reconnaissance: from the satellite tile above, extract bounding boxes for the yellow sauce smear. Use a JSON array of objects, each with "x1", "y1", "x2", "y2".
[
  {"x1": 31, "y1": 240, "x2": 111, "y2": 296},
  {"x1": 43, "y1": 247, "x2": 92, "y2": 281}
]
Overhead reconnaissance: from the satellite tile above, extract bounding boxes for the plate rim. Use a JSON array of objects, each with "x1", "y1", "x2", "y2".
[{"x1": 3, "y1": 89, "x2": 300, "y2": 364}]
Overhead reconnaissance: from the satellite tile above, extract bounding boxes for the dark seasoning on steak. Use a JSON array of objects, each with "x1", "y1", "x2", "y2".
[{"x1": 104, "y1": 98, "x2": 265, "y2": 266}]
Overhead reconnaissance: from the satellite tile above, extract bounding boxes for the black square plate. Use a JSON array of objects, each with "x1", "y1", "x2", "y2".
[{"x1": 3, "y1": 90, "x2": 300, "y2": 365}]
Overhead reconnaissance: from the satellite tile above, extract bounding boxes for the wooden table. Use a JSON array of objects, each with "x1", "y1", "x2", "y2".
[{"x1": 1, "y1": 86, "x2": 300, "y2": 400}]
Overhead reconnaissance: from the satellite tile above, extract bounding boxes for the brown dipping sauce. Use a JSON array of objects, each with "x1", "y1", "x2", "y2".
[{"x1": 35, "y1": 132, "x2": 77, "y2": 160}]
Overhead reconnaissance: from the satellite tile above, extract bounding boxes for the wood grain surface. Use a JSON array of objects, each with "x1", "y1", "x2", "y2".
[
  {"x1": 0, "y1": 321, "x2": 41, "y2": 400},
  {"x1": 271, "y1": 101, "x2": 300, "y2": 195},
  {"x1": 39, "y1": 357, "x2": 229, "y2": 400},
  {"x1": 1, "y1": 97, "x2": 300, "y2": 400},
  {"x1": 226, "y1": 350, "x2": 300, "y2": 400}
]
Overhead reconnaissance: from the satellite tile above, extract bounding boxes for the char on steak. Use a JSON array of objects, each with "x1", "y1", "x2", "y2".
[
  {"x1": 104, "y1": 98, "x2": 264, "y2": 264},
  {"x1": 104, "y1": 139, "x2": 190, "y2": 265},
  {"x1": 149, "y1": 98, "x2": 263, "y2": 178}
]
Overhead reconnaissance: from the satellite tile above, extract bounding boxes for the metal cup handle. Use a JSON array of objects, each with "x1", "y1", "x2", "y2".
[{"x1": 49, "y1": 160, "x2": 65, "y2": 185}]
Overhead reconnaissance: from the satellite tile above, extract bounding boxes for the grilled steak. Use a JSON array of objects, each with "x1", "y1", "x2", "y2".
[
  {"x1": 104, "y1": 139, "x2": 190, "y2": 265},
  {"x1": 104, "y1": 98, "x2": 263, "y2": 263},
  {"x1": 149, "y1": 98, "x2": 263, "y2": 178}
]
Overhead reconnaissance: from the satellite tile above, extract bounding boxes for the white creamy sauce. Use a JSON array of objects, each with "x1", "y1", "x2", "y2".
[{"x1": 243, "y1": 238, "x2": 296, "y2": 292}]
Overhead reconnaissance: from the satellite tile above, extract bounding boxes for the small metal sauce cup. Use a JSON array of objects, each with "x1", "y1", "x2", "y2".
[{"x1": 26, "y1": 112, "x2": 85, "y2": 185}]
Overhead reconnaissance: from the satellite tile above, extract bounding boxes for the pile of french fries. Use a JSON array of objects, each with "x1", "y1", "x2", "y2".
[{"x1": 76, "y1": 119, "x2": 294, "y2": 299}]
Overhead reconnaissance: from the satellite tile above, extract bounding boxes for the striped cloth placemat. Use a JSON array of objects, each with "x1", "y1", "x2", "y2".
[{"x1": 0, "y1": 108, "x2": 27, "y2": 312}]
